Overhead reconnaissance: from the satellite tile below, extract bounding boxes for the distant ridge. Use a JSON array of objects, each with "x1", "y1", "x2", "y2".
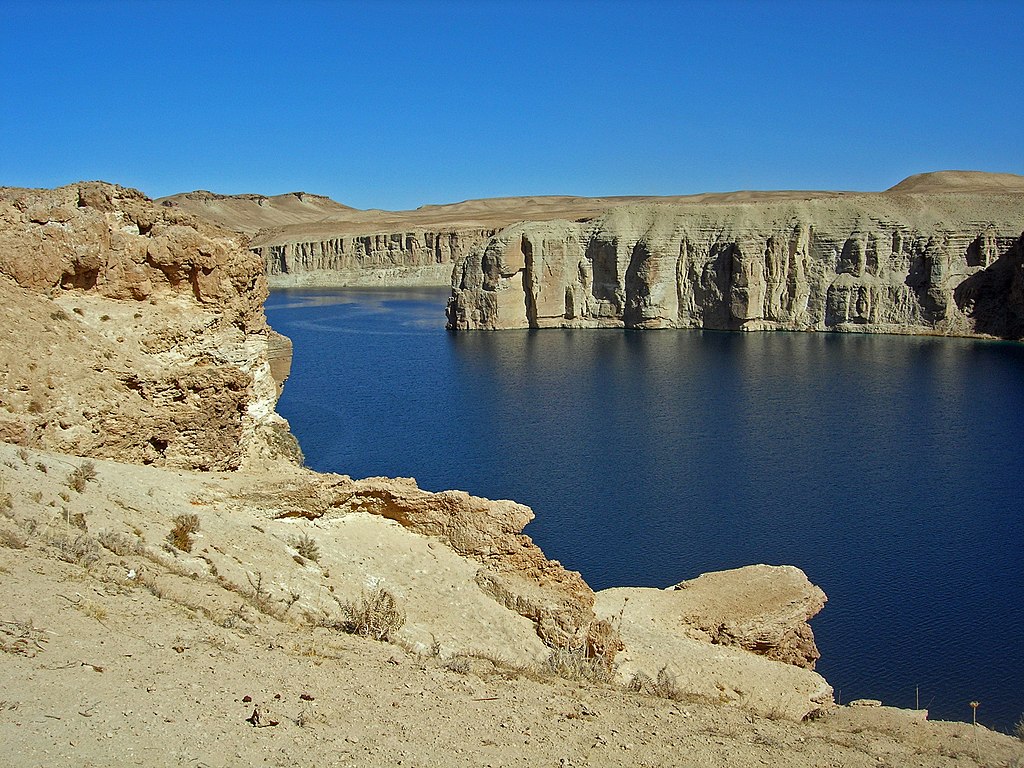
[
  {"x1": 155, "y1": 190, "x2": 355, "y2": 234},
  {"x1": 885, "y1": 170, "x2": 1024, "y2": 194},
  {"x1": 164, "y1": 171, "x2": 1024, "y2": 242}
]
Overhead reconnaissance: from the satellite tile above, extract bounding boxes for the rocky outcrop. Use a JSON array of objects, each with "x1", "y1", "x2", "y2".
[
  {"x1": 256, "y1": 228, "x2": 498, "y2": 287},
  {"x1": 447, "y1": 192, "x2": 1024, "y2": 339},
  {"x1": 270, "y1": 473, "x2": 606, "y2": 653},
  {"x1": 0, "y1": 182, "x2": 297, "y2": 470},
  {"x1": 595, "y1": 565, "x2": 833, "y2": 720}
]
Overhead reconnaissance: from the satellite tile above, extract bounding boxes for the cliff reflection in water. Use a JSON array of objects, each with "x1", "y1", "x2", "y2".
[{"x1": 266, "y1": 286, "x2": 1024, "y2": 732}]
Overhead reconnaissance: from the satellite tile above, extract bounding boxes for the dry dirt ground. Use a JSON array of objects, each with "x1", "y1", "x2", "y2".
[{"x1": 1, "y1": 443, "x2": 1021, "y2": 768}]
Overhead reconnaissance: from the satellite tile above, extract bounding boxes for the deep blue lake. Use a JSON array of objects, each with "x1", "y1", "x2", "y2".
[{"x1": 266, "y1": 286, "x2": 1024, "y2": 733}]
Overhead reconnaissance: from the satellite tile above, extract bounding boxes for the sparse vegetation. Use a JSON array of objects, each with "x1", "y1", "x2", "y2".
[
  {"x1": 0, "y1": 528, "x2": 28, "y2": 549},
  {"x1": 337, "y1": 587, "x2": 405, "y2": 641},
  {"x1": 66, "y1": 461, "x2": 97, "y2": 493},
  {"x1": 292, "y1": 532, "x2": 320, "y2": 562},
  {"x1": 629, "y1": 665, "x2": 689, "y2": 701},
  {"x1": 51, "y1": 533, "x2": 101, "y2": 566},
  {"x1": 0, "y1": 476, "x2": 12, "y2": 517},
  {"x1": 168, "y1": 513, "x2": 200, "y2": 552}
]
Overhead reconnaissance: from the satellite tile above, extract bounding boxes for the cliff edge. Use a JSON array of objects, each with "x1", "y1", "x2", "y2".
[{"x1": 447, "y1": 177, "x2": 1024, "y2": 339}]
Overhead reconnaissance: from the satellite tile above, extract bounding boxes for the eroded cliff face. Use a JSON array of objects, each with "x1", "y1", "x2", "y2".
[
  {"x1": 447, "y1": 193, "x2": 1024, "y2": 339},
  {"x1": 0, "y1": 182, "x2": 298, "y2": 470},
  {"x1": 256, "y1": 228, "x2": 498, "y2": 287}
]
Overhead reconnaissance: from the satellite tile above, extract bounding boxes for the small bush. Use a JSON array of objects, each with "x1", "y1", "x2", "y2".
[
  {"x1": 51, "y1": 533, "x2": 101, "y2": 566},
  {"x1": 655, "y1": 666, "x2": 687, "y2": 700},
  {"x1": 66, "y1": 462, "x2": 97, "y2": 493},
  {"x1": 168, "y1": 514, "x2": 200, "y2": 552},
  {"x1": 0, "y1": 619, "x2": 48, "y2": 657},
  {"x1": 292, "y1": 532, "x2": 320, "y2": 562},
  {"x1": 1014, "y1": 714, "x2": 1024, "y2": 741},
  {"x1": 339, "y1": 587, "x2": 405, "y2": 641}
]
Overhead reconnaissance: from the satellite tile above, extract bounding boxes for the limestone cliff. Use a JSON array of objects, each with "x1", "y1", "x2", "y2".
[
  {"x1": 447, "y1": 188, "x2": 1024, "y2": 339},
  {"x1": 255, "y1": 227, "x2": 499, "y2": 287}
]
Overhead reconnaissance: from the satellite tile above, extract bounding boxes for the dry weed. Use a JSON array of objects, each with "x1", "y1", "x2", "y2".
[
  {"x1": 291, "y1": 532, "x2": 320, "y2": 562},
  {"x1": 168, "y1": 513, "x2": 200, "y2": 552},
  {"x1": 66, "y1": 461, "x2": 97, "y2": 493},
  {"x1": 51, "y1": 533, "x2": 101, "y2": 566},
  {"x1": 97, "y1": 529, "x2": 145, "y2": 556},
  {"x1": 337, "y1": 587, "x2": 405, "y2": 641},
  {"x1": 0, "y1": 528, "x2": 28, "y2": 549}
]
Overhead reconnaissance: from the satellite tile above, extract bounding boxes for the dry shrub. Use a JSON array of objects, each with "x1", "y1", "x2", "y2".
[
  {"x1": 51, "y1": 533, "x2": 101, "y2": 566},
  {"x1": 168, "y1": 514, "x2": 200, "y2": 552},
  {"x1": 339, "y1": 587, "x2": 405, "y2": 641},
  {"x1": 66, "y1": 461, "x2": 97, "y2": 493},
  {"x1": 629, "y1": 665, "x2": 687, "y2": 701},
  {"x1": 0, "y1": 619, "x2": 48, "y2": 657},
  {"x1": 542, "y1": 618, "x2": 622, "y2": 684},
  {"x1": 292, "y1": 532, "x2": 320, "y2": 562},
  {"x1": 1014, "y1": 715, "x2": 1024, "y2": 741}
]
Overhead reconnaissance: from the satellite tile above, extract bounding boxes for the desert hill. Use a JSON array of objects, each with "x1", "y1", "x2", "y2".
[
  {"x1": 1, "y1": 182, "x2": 1021, "y2": 766},
  {"x1": 155, "y1": 190, "x2": 356, "y2": 235},
  {"x1": 886, "y1": 170, "x2": 1024, "y2": 194}
]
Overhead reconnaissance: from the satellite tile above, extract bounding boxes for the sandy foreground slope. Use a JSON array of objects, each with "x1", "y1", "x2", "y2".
[
  {"x1": 1, "y1": 181, "x2": 1021, "y2": 767},
  {"x1": 2, "y1": 443, "x2": 1021, "y2": 768}
]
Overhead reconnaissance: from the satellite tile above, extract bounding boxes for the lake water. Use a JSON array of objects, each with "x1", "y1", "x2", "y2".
[{"x1": 265, "y1": 286, "x2": 1024, "y2": 732}]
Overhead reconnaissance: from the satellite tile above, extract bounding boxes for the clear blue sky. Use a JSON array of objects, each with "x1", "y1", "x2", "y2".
[{"x1": 2, "y1": 0, "x2": 1021, "y2": 210}]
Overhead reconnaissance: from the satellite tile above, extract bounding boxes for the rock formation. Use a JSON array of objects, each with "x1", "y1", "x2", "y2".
[
  {"x1": 594, "y1": 565, "x2": 832, "y2": 720},
  {"x1": 0, "y1": 182, "x2": 298, "y2": 470},
  {"x1": 255, "y1": 228, "x2": 499, "y2": 288},
  {"x1": 0, "y1": 181, "x2": 611, "y2": 665},
  {"x1": 447, "y1": 179, "x2": 1024, "y2": 339}
]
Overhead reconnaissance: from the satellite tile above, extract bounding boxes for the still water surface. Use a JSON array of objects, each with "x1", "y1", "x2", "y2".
[{"x1": 266, "y1": 287, "x2": 1023, "y2": 731}]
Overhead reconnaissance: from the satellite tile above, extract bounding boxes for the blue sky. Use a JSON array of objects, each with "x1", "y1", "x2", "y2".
[{"x1": 2, "y1": 0, "x2": 1022, "y2": 209}]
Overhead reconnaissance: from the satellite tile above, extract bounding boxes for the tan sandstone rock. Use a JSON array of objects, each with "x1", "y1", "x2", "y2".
[
  {"x1": 0, "y1": 182, "x2": 295, "y2": 470},
  {"x1": 595, "y1": 565, "x2": 833, "y2": 720},
  {"x1": 447, "y1": 176, "x2": 1024, "y2": 339}
]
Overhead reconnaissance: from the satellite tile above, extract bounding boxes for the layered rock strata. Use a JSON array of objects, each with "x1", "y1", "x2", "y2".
[
  {"x1": 255, "y1": 228, "x2": 498, "y2": 287},
  {"x1": 447, "y1": 193, "x2": 1024, "y2": 339}
]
